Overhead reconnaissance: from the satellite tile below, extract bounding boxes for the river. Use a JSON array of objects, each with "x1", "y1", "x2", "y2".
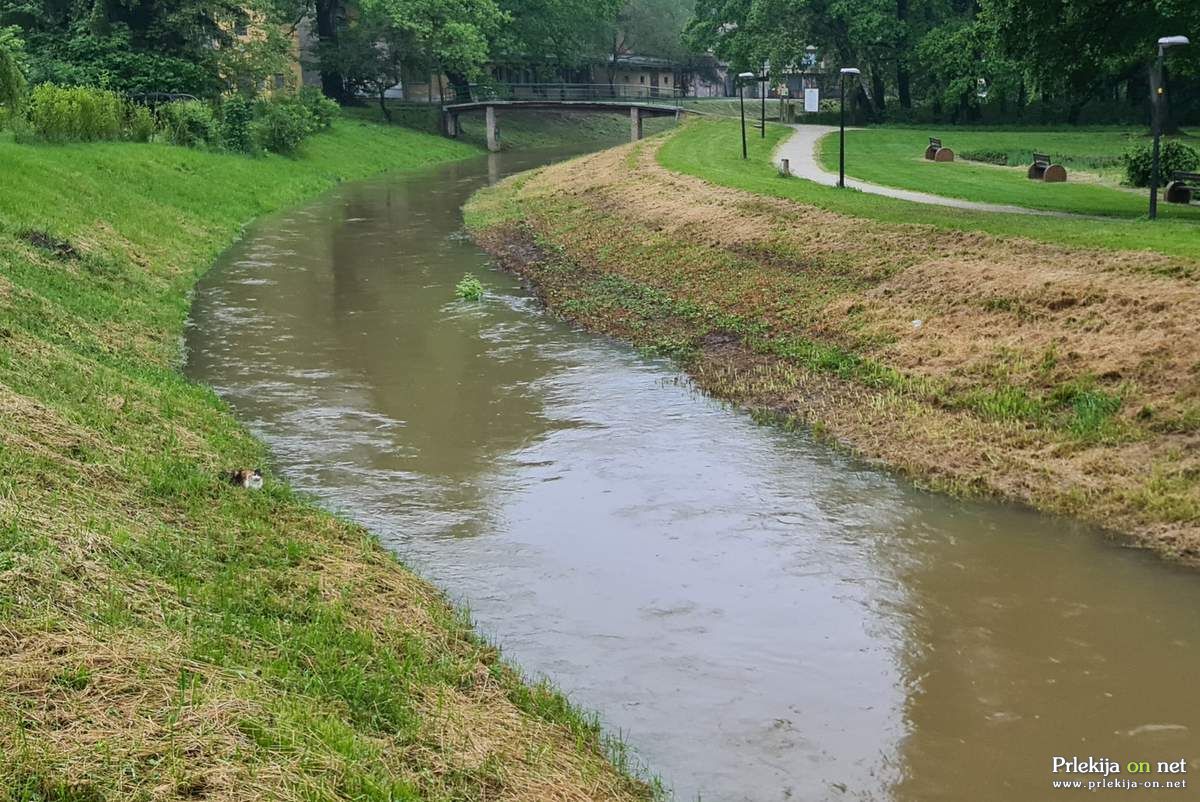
[{"x1": 185, "y1": 141, "x2": 1200, "y2": 801}]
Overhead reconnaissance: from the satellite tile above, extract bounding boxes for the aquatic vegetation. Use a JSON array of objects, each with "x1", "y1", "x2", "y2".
[{"x1": 455, "y1": 273, "x2": 485, "y2": 301}]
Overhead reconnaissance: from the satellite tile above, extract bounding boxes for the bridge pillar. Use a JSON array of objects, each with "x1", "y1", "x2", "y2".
[
  {"x1": 485, "y1": 105, "x2": 500, "y2": 153},
  {"x1": 630, "y1": 107, "x2": 643, "y2": 143}
]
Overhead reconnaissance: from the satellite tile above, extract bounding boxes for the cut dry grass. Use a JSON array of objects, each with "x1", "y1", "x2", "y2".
[
  {"x1": 0, "y1": 121, "x2": 657, "y2": 801},
  {"x1": 465, "y1": 132, "x2": 1200, "y2": 563}
]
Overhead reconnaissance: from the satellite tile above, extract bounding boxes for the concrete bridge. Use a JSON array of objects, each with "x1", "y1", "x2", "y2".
[{"x1": 441, "y1": 99, "x2": 685, "y2": 152}]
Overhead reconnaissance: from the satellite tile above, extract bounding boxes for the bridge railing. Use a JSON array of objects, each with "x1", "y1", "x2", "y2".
[{"x1": 456, "y1": 83, "x2": 684, "y2": 106}]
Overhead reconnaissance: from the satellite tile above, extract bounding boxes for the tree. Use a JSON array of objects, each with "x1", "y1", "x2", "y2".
[
  {"x1": 0, "y1": 0, "x2": 296, "y2": 96},
  {"x1": 602, "y1": 0, "x2": 698, "y2": 91},
  {"x1": 363, "y1": 0, "x2": 507, "y2": 93},
  {"x1": 981, "y1": 0, "x2": 1200, "y2": 124},
  {"x1": 618, "y1": 0, "x2": 695, "y2": 60},
  {"x1": 494, "y1": 0, "x2": 620, "y2": 71},
  {"x1": 0, "y1": 25, "x2": 25, "y2": 115},
  {"x1": 684, "y1": 0, "x2": 758, "y2": 72},
  {"x1": 314, "y1": 0, "x2": 348, "y2": 102},
  {"x1": 318, "y1": 8, "x2": 411, "y2": 117},
  {"x1": 916, "y1": 19, "x2": 984, "y2": 120}
]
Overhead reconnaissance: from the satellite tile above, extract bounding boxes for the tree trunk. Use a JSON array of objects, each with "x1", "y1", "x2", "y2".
[
  {"x1": 446, "y1": 71, "x2": 471, "y2": 102},
  {"x1": 608, "y1": 33, "x2": 621, "y2": 94},
  {"x1": 378, "y1": 90, "x2": 391, "y2": 122},
  {"x1": 871, "y1": 69, "x2": 886, "y2": 114},
  {"x1": 314, "y1": 0, "x2": 345, "y2": 103},
  {"x1": 896, "y1": 0, "x2": 911, "y2": 108}
]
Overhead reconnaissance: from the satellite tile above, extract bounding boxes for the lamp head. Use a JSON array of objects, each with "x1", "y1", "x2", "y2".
[
  {"x1": 737, "y1": 71, "x2": 756, "y2": 80},
  {"x1": 840, "y1": 67, "x2": 861, "y2": 76},
  {"x1": 1158, "y1": 35, "x2": 1190, "y2": 47}
]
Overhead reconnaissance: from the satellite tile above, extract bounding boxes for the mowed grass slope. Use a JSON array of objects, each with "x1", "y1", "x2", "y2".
[
  {"x1": 657, "y1": 119, "x2": 1200, "y2": 258},
  {"x1": 0, "y1": 121, "x2": 656, "y2": 801},
  {"x1": 467, "y1": 121, "x2": 1200, "y2": 562},
  {"x1": 814, "y1": 126, "x2": 1200, "y2": 219}
]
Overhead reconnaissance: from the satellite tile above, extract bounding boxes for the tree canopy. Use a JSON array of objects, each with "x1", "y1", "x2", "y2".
[
  {"x1": 685, "y1": 0, "x2": 1200, "y2": 123},
  {"x1": 0, "y1": 0, "x2": 297, "y2": 96},
  {"x1": 5, "y1": 0, "x2": 1190, "y2": 125}
]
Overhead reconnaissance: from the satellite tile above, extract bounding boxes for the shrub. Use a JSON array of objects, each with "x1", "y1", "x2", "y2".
[
  {"x1": 25, "y1": 83, "x2": 122, "y2": 141},
  {"x1": 251, "y1": 97, "x2": 315, "y2": 154},
  {"x1": 156, "y1": 100, "x2": 218, "y2": 147},
  {"x1": 219, "y1": 95, "x2": 255, "y2": 153},
  {"x1": 125, "y1": 103, "x2": 155, "y2": 142},
  {"x1": 960, "y1": 149, "x2": 1009, "y2": 165},
  {"x1": 297, "y1": 85, "x2": 338, "y2": 130},
  {"x1": 1122, "y1": 140, "x2": 1199, "y2": 187}
]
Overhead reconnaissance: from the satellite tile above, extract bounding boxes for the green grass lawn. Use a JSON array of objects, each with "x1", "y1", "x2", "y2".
[
  {"x1": 814, "y1": 126, "x2": 1200, "y2": 220},
  {"x1": 677, "y1": 98, "x2": 783, "y2": 120},
  {"x1": 658, "y1": 118, "x2": 1200, "y2": 260}
]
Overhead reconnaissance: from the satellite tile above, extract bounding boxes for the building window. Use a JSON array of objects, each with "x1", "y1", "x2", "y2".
[
  {"x1": 665, "y1": 75, "x2": 671, "y2": 84},
  {"x1": 639, "y1": 75, "x2": 645, "y2": 84},
  {"x1": 274, "y1": 74, "x2": 285, "y2": 90}
]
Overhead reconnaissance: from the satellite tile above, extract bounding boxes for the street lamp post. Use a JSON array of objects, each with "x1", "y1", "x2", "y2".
[
  {"x1": 760, "y1": 66, "x2": 767, "y2": 138},
  {"x1": 838, "y1": 67, "x2": 860, "y2": 188},
  {"x1": 1150, "y1": 35, "x2": 1190, "y2": 220},
  {"x1": 737, "y1": 71, "x2": 755, "y2": 159}
]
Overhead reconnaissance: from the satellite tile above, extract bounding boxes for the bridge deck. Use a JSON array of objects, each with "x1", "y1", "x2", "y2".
[{"x1": 442, "y1": 99, "x2": 682, "y2": 117}]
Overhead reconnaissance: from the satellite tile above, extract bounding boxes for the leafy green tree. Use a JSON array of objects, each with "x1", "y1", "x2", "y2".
[
  {"x1": 317, "y1": 7, "x2": 413, "y2": 117},
  {"x1": 363, "y1": 0, "x2": 507, "y2": 87},
  {"x1": 981, "y1": 0, "x2": 1200, "y2": 123},
  {"x1": 912, "y1": 15, "x2": 1017, "y2": 120},
  {"x1": 0, "y1": 24, "x2": 25, "y2": 116},
  {"x1": 617, "y1": 0, "x2": 695, "y2": 60},
  {"x1": 686, "y1": 0, "x2": 890, "y2": 113},
  {"x1": 494, "y1": 0, "x2": 621, "y2": 71},
  {"x1": 606, "y1": 0, "x2": 698, "y2": 90},
  {"x1": 684, "y1": 0, "x2": 757, "y2": 71},
  {"x1": 0, "y1": 0, "x2": 296, "y2": 96}
]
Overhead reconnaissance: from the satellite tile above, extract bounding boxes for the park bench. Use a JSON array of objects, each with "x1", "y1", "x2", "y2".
[
  {"x1": 1028, "y1": 152, "x2": 1067, "y2": 182},
  {"x1": 1165, "y1": 171, "x2": 1199, "y2": 204},
  {"x1": 924, "y1": 137, "x2": 954, "y2": 162}
]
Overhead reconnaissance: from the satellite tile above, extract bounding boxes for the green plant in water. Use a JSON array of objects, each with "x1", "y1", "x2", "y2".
[{"x1": 455, "y1": 274, "x2": 485, "y2": 301}]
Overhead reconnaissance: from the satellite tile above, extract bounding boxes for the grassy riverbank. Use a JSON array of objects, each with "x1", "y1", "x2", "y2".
[
  {"x1": 464, "y1": 121, "x2": 1200, "y2": 564},
  {"x1": 0, "y1": 120, "x2": 656, "y2": 799}
]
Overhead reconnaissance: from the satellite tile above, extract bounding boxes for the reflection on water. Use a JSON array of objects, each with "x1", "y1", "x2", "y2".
[{"x1": 186, "y1": 145, "x2": 1200, "y2": 801}]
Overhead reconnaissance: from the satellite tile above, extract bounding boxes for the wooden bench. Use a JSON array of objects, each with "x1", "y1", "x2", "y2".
[
  {"x1": 1165, "y1": 171, "x2": 1199, "y2": 204},
  {"x1": 1028, "y1": 152, "x2": 1067, "y2": 182},
  {"x1": 924, "y1": 137, "x2": 954, "y2": 162}
]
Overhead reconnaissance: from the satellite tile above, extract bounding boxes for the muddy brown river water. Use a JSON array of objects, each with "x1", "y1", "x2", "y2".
[{"x1": 185, "y1": 144, "x2": 1200, "y2": 801}]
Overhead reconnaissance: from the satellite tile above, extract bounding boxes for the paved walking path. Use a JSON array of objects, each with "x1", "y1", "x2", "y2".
[{"x1": 774, "y1": 125, "x2": 1085, "y2": 218}]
